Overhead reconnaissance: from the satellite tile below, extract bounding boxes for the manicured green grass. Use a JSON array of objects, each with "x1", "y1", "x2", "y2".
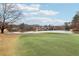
[{"x1": 16, "y1": 33, "x2": 79, "y2": 56}]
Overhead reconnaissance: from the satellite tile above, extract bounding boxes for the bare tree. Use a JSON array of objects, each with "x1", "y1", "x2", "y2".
[{"x1": 0, "y1": 3, "x2": 22, "y2": 33}]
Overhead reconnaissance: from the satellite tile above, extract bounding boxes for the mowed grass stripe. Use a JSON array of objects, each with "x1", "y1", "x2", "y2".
[{"x1": 16, "y1": 33, "x2": 79, "y2": 56}]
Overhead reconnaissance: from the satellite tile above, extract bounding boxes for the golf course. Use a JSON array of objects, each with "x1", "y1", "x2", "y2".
[{"x1": 0, "y1": 32, "x2": 79, "y2": 56}]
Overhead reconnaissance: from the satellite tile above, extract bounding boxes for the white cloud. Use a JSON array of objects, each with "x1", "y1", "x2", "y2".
[
  {"x1": 29, "y1": 4, "x2": 40, "y2": 8},
  {"x1": 25, "y1": 17, "x2": 66, "y2": 25},
  {"x1": 17, "y1": 4, "x2": 59, "y2": 16},
  {"x1": 17, "y1": 4, "x2": 63, "y2": 25},
  {"x1": 36, "y1": 17, "x2": 65, "y2": 23},
  {"x1": 23, "y1": 12, "x2": 38, "y2": 17},
  {"x1": 23, "y1": 10, "x2": 59, "y2": 17},
  {"x1": 39, "y1": 10, "x2": 59, "y2": 16},
  {"x1": 18, "y1": 4, "x2": 40, "y2": 12}
]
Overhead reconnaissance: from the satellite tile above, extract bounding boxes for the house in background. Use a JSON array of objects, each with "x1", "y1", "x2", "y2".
[
  {"x1": 7, "y1": 24, "x2": 65, "y2": 32},
  {"x1": 0, "y1": 21, "x2": 71, "y2": 32}
]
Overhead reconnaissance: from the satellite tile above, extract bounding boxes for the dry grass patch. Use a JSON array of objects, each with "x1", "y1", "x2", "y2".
[{"x1": 0, "y1": 34, "x2": 20, "y2": 56}]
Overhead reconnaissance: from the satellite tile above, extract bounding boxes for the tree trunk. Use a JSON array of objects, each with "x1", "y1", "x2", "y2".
[{"x1": 1, "y1": 28, "x2": 4, "y2": 34}]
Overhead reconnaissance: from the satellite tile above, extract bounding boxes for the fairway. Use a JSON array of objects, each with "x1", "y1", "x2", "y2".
[
  {"x1": 1, "y1": 33, "x2": 79, "y2": 56},
  {"x1": 16, "y1": 33, "x2": 79, "y2": 56}
]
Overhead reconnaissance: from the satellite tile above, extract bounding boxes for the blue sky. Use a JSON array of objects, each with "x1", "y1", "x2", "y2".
[{"x1": 16, "y1": 3, "x2": 79, "y2": 26}]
